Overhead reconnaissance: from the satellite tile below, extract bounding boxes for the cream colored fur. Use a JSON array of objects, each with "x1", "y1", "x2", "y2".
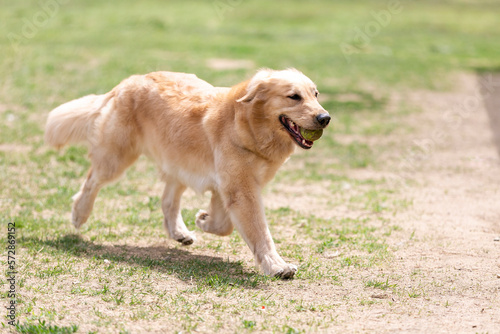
[{"x1": 45, "y1": 68, "x2": 330, "y2": 278}]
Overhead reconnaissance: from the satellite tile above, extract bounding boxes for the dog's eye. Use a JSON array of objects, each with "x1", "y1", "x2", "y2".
[
  {"x1": 288, "y1": 94, "x2": 301, "y2": 101},
  {"x1": 315, "y1": 92, "x2": 319, "y2": 98}
]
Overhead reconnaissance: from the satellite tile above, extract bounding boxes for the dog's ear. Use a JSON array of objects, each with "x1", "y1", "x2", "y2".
[{"x1": 237, "y1": 69, "x2": 274, "y2": 103}]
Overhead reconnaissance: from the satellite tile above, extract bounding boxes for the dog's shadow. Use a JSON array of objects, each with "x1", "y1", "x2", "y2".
[{"x1": 24, "y1": 234, "x2": 269, "y2": 290}]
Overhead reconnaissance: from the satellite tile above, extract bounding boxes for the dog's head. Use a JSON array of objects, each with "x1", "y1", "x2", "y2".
[{"x1": 237, "y1": 68, "x2": 330, "y2": 150}]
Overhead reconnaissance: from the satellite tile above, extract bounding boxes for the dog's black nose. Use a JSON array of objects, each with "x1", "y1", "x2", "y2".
[{"x1": 316, "y1": 113, "x2": 331, "y2": 127}]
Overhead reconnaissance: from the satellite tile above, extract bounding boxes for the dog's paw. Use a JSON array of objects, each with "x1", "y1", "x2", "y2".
[
  {"x1": 71, "y1": 212, "x2": 87, "y2": 230},
  {"x1": 175, "y1": 232, "x2": 196, "y2": 246},
  {"x1": 272, "y1": 263, "x2": 298, "y2": 279},
  {"x1": 260, "y1": 256, "x2": 298, "y2": 279},
  {"x1": 195, "y1": 210, "x2": 209, "y2": 230}
]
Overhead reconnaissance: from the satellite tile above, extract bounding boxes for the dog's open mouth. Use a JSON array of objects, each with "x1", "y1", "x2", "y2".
[{"x1": 279, "y1": 115, "x2": 314, "y2": 149}]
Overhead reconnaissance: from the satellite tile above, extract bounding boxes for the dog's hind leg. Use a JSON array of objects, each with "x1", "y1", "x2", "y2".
[
  {"x1": 195, "y1": 191, "x2": 233, "y2": 236},
  {"x1": 161, "y1": 178, "x2": 195, "y2": 245},
  {"x1": 72, "y1": 145, "x2": 140, "y2": 229}
]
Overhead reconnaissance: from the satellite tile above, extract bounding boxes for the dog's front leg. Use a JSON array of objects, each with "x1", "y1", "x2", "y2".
[
  {"x1": 221, "y1": 185, "x2": 297, "y2": 278},
  {"x1": 161, "y1": 178, "x2": 195, "y2": 245}
]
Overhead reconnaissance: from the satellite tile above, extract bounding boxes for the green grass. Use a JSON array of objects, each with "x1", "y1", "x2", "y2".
[
  {"x1": 1, "y1": 0, "x2": 499, "y2": 332},
  {"x1": 14, "y1": 320, "x2": 78, "y2": 334},
  {"x1": 365, "y1": 278, "x2": 398, "y2": 291}
]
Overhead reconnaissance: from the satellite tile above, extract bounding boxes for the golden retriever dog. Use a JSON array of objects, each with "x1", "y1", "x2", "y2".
[{"x1": 45, "y1": 68, "x2": 330, "y2": 278}]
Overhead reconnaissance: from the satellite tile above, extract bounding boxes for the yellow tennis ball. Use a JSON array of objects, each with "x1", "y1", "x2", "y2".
[{"x1": 300, "y1": 128, "x2": 323, "y2": 141}]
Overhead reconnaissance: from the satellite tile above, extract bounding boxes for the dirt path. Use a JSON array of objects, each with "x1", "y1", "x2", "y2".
[{"x1": 374, "y1": 73, "x2": 500, "y2": 333}]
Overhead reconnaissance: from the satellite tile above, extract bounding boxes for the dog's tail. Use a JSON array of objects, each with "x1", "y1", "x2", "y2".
[{"x1": 45, "y1": 92, "x2": 114, "y2": 149}]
